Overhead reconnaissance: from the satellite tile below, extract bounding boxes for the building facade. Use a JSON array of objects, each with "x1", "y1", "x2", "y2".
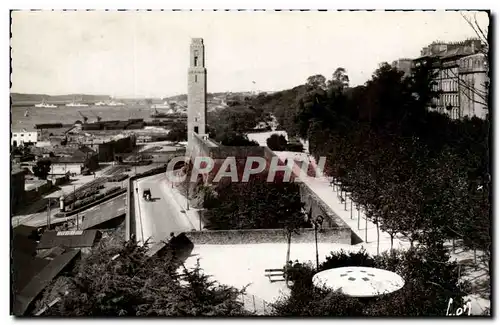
[
  {"x1": 11, "y1": 130, "x2": 38, "y2": 147},
  {"x1": 187, "y1": 38, "x2": 207, "y2": 145},
  {"x1": 458, "y1": 53, "x2": 488, "y2": 119},
  {"x1": 48, "y1": 147, "x2": 99, "y2": 175},
  {"x1": 391, "y1": 58, "x2": 413, "y2": 77},
  {"x1": 394, "y1": 39, "x2": 489, "y2": 120}
]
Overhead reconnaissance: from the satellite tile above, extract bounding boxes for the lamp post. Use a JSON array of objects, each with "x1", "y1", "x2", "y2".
[
  {"x1": 313, "y1": 215, "x2": 324, "y2": 270},
  {"x1": 72, "y1": 185, "x2": 76, "y2": 210},
  {"x1": 186, "y1": 181, "x2": 189, "y2": 211},
  {"x1": 46, "y1": 198, "x2": 51, "y2": 229}
]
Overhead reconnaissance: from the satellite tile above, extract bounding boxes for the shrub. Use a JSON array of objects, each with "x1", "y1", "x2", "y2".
[
  {"x1": 286, "y1": 142, "x2": 304, "y2": 152},
  {"x1": 266, "y1": 134, "x2": 288, "y2": 151},
  {"x1": 273, "y1": 246, "x2": 468, "y2": 316}
]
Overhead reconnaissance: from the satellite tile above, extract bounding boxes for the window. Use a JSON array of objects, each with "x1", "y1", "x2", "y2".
[
  {"x1": 13, "y1": 134, "x2": 17, "y2": 137},
  {"x1": 194, "y1": 50, "x2": 199, "y2": 66},
  {"x1": 195, "y1": 75, "x2": 197, "y2": 83},
  {"x1": 194, "y1": 126, "x2": 199, "y2": 134}
]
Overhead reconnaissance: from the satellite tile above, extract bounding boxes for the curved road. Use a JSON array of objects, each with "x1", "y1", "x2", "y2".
[{"x1": 135, "y1": 173, "x2": 196, "y2": 245}]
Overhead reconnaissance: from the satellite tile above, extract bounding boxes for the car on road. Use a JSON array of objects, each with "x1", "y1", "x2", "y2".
[{"x1": 143, "y1": 188, "x2": 152, "y2": 201}]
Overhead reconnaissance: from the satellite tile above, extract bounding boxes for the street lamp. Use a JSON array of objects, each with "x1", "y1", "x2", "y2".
[
  {"x1": 313, "y1": 215, "x2": 324, "y2": 270},
  {"x1": 186, "y1": 182, "x2": 189, "y2": 211}
]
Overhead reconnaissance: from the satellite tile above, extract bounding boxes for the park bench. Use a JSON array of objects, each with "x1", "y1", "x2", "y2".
[{"x1": 264, "y1": 268, "x2": 286, "y2": 283}]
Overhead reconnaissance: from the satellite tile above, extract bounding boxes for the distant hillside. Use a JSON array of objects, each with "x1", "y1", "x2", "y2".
[
  {"x1": 164, "y1": 91, "x2": 260, "y2": 102},
  {"x1": 10, "y1": 93, "x2": 110, "y2": 104}
]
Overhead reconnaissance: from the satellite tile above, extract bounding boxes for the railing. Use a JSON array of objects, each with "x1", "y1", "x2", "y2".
[{"x1": 237, "y1": 292, "x2": 272, "y2": 315}]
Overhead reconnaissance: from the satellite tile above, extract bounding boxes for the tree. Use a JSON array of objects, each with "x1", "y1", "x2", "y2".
[
  {"x1": 165, "y1": 123, "x2": 187, "y2": 142},
  {"x1": 218, "y1": 132, "x2": 258, "y2": 147},
  {"x1": 44, "y1": 240, "x2": 249, "y2": 316},
  {"x1": 327, "y1": 67, "x2": 350, "y2": 90},
  {"x1": 203, "y1": 181, "x2": 307, "y2": 231},
  {"x1": 266, "y1": 134, "x2": 288, "y2": 151},
  {"x1": 306, "y1": 74, "x2": 327, "y2": 91},
  {"x1": 33, "y1": 159, "x2": 51, "y2": 179}
]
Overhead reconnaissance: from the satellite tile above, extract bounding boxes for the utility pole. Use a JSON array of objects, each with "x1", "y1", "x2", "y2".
[
  {"x1": 72, "y1": 185, "x2": 76, "y2": 210},
  {"x1": 186, "y1": 182, "x2": 189, "y2": 211},
  {"x1": 46, "y1": 198, "x2": 51, "y2": 229},
  {"x1": 314, "y1": 216, "x2": 323, "y2": 271},
  {"x1": 315, "y1": 222, "x2": 319, "y2": 270},
  {"x1": 365, "y1": 214, "x2": 368, "y2": 243}
]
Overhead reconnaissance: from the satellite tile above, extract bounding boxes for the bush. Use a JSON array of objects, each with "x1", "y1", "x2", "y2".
[
  {"x1": 166, "y1": 124, "x2": 188, "y2": 142},
  {"x1": 286, "y1": 142, "x2": 304, "y2": 152},
  {"x1": 218, "y1": 132, "x2": 259, "y2": 146},
  {"x1": 266, "y1": 134, "x2": 288, "y2": 151},
  {"x1": 273, "y1": 246, "x2": 468, "y2": 316}
]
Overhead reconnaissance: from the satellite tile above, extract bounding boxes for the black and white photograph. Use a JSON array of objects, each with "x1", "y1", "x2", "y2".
[{"x1": 7, "y1": 7, "x2": 492, "y2": 317}]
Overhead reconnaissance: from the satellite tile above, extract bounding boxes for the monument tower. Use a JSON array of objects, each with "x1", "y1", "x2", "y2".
[{"x1": 187, "y1": 38, "x2": 207, "y2": 145}]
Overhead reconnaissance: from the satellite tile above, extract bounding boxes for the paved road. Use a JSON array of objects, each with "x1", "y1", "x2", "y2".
[
  {"x1": 81, "y1": 194, "x2": 126, "y2": 229},
  {"x1": 135, "y1": 173, "x2": 195, "y2": 245}
]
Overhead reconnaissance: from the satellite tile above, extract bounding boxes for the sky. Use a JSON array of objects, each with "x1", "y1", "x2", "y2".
[{"x1": 10, "y1": 10, "x2": 489, "y2": 98}]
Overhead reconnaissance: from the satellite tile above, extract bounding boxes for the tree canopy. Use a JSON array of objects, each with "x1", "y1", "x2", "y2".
[{"x1": 43, "y1": 240, "x2": 250, "y2": 316}]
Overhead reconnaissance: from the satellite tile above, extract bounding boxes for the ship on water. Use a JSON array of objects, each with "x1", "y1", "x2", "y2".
[
  {"x1": 151, "y1": 101, "x2": 170, "y2": 109},
  {"x1": 107, "y1": 100, "x2": 126, "y2": 106},
  {"x1": 95, "y1": 101, "x2": 106, "y2": 106},
  {"x1": 65, "y1": 97, "x2": 89, "y2": 107},
  {"x1": 34, "y1": 98, "x2": 57, "y2": 108}
]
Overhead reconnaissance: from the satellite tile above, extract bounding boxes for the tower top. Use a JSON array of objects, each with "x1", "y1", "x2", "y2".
[{"x1": 191, "y1": 38, "x2": 204, "y2": 45}]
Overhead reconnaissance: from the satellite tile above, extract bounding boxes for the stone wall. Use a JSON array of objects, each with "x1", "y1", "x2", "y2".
[
  {"x1": 24, "y1": 181, "x2": 53, "y2": 202},
  {"x1": 184, "y1": 227, "x2": 352, "y2": 245},
  {"x1": 11, "y1": 170, "x2": 25, "y2": 213}
]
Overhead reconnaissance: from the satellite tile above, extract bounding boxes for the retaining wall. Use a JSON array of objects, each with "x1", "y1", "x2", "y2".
[{"x1": 184, "y1": 227, "x2": 352, "y2": 245}]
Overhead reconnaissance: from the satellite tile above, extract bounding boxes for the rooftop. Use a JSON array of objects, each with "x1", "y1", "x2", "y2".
[
  {"x1": 12, "y1": 128, "x2": 37, "y2": 133},
  {"x1": 37, "y1": 229, "x2": 101, "y2": 250},
  {"x1": 12, "y1": 249, "x2": 81, "y2": 316},
  {"x1": 11, "y1": 165, "x2": 25, "y2": 175}
]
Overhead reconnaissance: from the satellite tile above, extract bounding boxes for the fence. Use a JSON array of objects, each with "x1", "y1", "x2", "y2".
[{"x1": 238, "y1": 292, "x2": 272, "y2": 315}]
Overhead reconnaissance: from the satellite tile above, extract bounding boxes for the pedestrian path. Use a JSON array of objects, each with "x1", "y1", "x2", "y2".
[{"x1": 274, "y1": 151, "x2": 406, "y2": 253}]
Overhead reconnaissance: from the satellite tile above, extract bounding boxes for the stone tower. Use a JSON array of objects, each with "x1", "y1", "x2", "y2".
[{"x1": 187, "y1": 38, "x2": 207, "y2": 145}]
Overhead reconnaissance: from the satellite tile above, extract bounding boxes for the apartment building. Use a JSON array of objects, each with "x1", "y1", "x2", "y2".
[{"x1": 394, "y1": 39, "x2": 489, "y2": 120}]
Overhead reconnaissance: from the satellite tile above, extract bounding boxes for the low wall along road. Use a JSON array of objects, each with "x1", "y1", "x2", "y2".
[{"x1": 184, "y1": 227, "x2": 353, "y2": 245}]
